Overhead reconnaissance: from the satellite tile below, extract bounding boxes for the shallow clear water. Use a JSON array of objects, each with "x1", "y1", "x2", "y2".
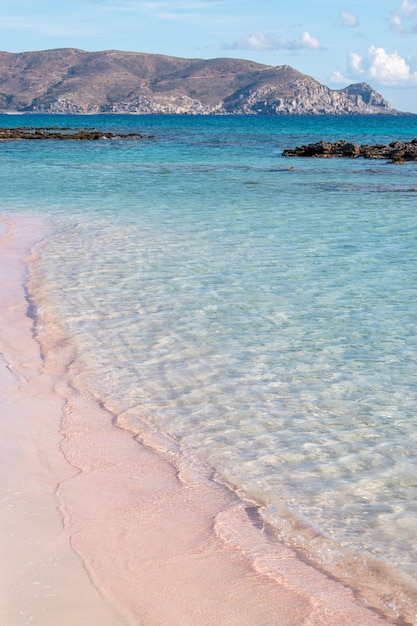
[{"x1": 2, "y1": 114, "x2": 417, "y2": 596}]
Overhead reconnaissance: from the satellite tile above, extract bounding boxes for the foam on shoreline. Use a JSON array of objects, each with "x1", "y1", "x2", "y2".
[{"x1": 0, "y1": 215, "x2": 397, "y2": 625}]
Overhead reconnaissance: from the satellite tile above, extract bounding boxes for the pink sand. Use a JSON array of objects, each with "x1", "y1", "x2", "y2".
[{"x1": 0, "y1": 215, "x2": 393, "y2": 625}]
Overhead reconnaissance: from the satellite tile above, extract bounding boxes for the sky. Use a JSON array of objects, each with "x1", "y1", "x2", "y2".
[{"x1": 1, "y1": 0, "x2": 417, "y2": 112}]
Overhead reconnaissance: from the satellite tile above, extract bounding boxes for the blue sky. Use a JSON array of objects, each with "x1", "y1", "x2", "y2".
[{"x1": 1, "y1": 0, "x2": 417, "y2": 112}]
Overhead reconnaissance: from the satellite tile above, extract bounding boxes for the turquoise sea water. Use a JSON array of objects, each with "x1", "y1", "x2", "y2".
[{"x1": 1, "y1": 114, "x2": 417, "y2": 618}]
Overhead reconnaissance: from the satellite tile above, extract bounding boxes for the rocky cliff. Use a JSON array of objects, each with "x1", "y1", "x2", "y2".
[{"x1": 0, "y1": 48, "x2": 400, "y2": 115}]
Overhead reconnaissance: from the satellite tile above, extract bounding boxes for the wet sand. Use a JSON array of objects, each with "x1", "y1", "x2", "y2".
[{"x1": 0, "y1": 215, "x2": 393, "y2": 625}]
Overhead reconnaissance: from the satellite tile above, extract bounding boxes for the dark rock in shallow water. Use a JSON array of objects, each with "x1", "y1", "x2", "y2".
[
  {"x1": 0, "y1": 127, "x2": 154, "y2": 141},
  {"x1": 284, "y1": 140, "x2": 361, "y2": 158},
  {"x1": 283, "y1": 139, "x2": 417, "y2": 163}
]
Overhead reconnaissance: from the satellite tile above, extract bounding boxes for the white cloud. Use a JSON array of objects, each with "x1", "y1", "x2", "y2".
[
  {"x1": 390, "y1": 13, "x2": 407, "y2": 34},
  {"x1": 330, "y1": 69, "x2": 348, "y2": 84},
  {"x1": 391, "y1": 0, "x2": 417, "y2": 34},
  {"x1": 366, "y1": 46, "x2": 412, "y2": 83},
  {"x1": 297, "y1": 32, "x2": 321, "y2": 49},
  {"x1": 338, "y1": 45, "x2": 417, "y2": 86},
  {"x1": 225, "y1": 30, "x2": 322, "y2": 51},
  {"x1": 401, "y1": 0, "x2": 417, "y2": 19},
  {"x1": 348, "y1": 52, "x2": 364, "y2": 74},
  {"x1": 231, "y1": 32, "x2": 275, "y2": 51},
  {"x1": 338, "y1": 11, "x2": 359, "y2": 27}
]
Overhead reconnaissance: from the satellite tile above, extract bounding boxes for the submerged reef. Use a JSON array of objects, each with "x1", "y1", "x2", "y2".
[{"x1": 283, "y1": 139, "x2": 417, "y2": 163}]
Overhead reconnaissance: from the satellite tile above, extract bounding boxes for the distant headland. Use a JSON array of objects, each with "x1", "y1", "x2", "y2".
[{"x1": 0, "y1": 48, "x2": 407, "y2": 115}]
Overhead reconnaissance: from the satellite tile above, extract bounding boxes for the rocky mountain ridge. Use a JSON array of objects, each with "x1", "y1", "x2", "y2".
[{"x1": 0, "y1": 48, "x2": 402, "y2": 115}]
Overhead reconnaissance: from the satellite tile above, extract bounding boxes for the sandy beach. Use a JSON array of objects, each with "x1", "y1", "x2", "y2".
[{"x1": 0, "y1": 215, "x2": 395, "y2": 625}]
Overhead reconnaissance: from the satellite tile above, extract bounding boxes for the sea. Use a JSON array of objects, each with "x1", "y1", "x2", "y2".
[{"x1": 1, "y1": 113, "x2": 417, "y2": 622}]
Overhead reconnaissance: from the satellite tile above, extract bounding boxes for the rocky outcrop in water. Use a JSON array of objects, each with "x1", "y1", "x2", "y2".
[
  {"x1": 283, "y1": 139, "x2": 417, "y2": 163},
  {"x1": 0, "y1": 127, "x2": 153, "y2": 141},
  {"x1": 0, "y1": 48, "x2": 403, "y2": 115}
]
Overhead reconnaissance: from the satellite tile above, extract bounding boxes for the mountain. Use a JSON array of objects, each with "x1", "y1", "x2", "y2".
[{"x1": 0, "y1": 48, "x2": 400, "y2": 115}]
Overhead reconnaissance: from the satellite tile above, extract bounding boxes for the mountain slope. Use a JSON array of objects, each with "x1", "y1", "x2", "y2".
[{"x1": 0, "y1": 48, "x2": 399, "y2": 115}]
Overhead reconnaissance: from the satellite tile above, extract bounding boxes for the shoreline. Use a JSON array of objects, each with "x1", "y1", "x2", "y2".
[
  {"x1": 0, "y1": 215, "x2": 398, "y2": 625},
  {"x1": 0, "y1": 215, "x2": 126, "y2": 625}
]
